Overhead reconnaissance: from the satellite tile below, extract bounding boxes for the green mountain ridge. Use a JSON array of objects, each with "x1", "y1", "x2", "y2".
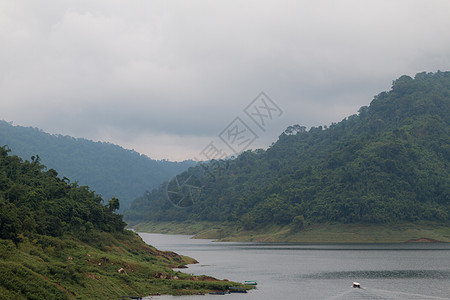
[
  {"x1": 0, "y1": 147, "x2": 243, "y2": 298},
  {"x1": 0, "y1": 121, "x2": 196, "y2": 210},
  {"x1": 124, "y1": 72, "x2": 450, "y2": 234}
]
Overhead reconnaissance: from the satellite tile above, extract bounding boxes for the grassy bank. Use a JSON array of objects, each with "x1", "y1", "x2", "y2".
[
  {"x1": 0, "y1": 147, "x2": 248, "y2": 298},
  {"x1": 132, "y1": 221, "x2": 450, "y2": 243},
  {"x1": 0, "y1": 230, "x2": 246, "y2": 299}
]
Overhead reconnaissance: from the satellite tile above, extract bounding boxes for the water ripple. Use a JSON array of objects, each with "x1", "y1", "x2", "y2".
[{"x1": 304, "y1": 269, "x2": 450, "y2": 280}]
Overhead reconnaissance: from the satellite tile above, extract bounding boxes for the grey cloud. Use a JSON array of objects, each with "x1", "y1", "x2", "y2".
[{"x1": 1, "y1": 0, "x2": 450, "y2": 160}]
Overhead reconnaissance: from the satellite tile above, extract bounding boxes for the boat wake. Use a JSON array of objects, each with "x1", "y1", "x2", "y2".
[{"x1": 329, "y1": 287, "x2": 450, "y2": 299}]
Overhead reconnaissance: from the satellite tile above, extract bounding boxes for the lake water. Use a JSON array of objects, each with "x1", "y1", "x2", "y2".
[{"x1": 139, "y1": 233, "x2": 450, "y2": 300}]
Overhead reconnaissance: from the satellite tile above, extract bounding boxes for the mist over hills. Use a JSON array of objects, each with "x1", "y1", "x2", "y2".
[
  {"x1": 0, "y1": 121, "x2": 195, "y2": 210},
  {"x1": 124, "y1": 71, "x2": 450, "y2": 227}
]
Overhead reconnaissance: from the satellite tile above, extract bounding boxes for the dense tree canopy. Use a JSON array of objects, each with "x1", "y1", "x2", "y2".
[
  {"x1": 125, "y1": 71, "x2": 450, "y2": 227},
  {"x1": 0, "y1": 146, "x2": 126, "y2": 244}
]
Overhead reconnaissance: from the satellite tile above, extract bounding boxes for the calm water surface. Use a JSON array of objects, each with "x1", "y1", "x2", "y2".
[{"x1": 139, "y1": 233, "x2": 450, "y2": 300}]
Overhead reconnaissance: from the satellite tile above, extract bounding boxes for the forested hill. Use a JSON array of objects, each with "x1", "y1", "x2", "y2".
[
  {"x1": 0, "y1": 147, "x2": 238, "y2": 298},
  {"x1": 0, "y1": 122, "x2": 195, "y2": 210},
  {"x1": 125, "y1": 71, "x2": 450, "y2": 228}
]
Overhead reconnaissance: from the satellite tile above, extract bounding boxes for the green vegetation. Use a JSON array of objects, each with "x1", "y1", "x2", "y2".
[
  {"x1": 125, "y1": 71, "x2": 450, "y2": 240},
  {"x1": 0, "y1": 147, "x2": 243, "y2": 298},
  {"x1": 0, "y1": 122, "x2": 195, "y2": 210},
  {"x1": 133, "y1": 221, "x2": 450, "y2": 243}
]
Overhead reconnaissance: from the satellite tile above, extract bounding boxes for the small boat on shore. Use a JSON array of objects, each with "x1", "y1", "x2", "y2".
[
  {"x1": 209, "y1": 291, "x2": 228, "y2": 295},
  {"x1": 228, "y1": 287, "x2": 248, "y2": 293}
]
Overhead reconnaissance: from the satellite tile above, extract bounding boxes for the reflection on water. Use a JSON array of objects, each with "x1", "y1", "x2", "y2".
[{"x1": 139, "y1": 233, "x2": 450, "y2": 300}]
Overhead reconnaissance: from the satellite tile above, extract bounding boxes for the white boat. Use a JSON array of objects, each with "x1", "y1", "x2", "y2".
[{"x1": 352, "y1": 282, "x2": 361, "y2": 288}]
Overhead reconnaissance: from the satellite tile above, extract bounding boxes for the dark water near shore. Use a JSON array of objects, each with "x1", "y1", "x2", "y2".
[{"x1": 139, "y1": 233, "x2": 450, "y2": 300}]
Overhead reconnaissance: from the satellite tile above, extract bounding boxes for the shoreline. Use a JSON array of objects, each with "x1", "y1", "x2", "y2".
[{"x1": 131, "y1": 221, "x2": 450, "y2": 243}]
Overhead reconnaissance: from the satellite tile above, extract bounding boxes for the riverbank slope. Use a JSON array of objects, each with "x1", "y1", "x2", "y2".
[
  {"x1": 0, "y1": 231, "x2": 241, "y2": 299},
  {"x1": 132, "y1": 221, "x2": 450, "y2": 243},
  {"x1": 0, "y1": 147, "x2": 243, "y2": 299}
]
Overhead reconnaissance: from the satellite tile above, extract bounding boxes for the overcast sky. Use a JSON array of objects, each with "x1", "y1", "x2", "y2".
[{"x1": 1, "y1": 0, "x2": 450, "y2": 161}]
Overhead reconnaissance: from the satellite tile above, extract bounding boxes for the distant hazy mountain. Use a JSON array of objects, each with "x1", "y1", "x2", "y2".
[
  {"x1": 0, "y1": 121, "x2": 196, "y2": 210},
  {"x1": 125, "y1": 71, "x2": 450, "y2": 226}
]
